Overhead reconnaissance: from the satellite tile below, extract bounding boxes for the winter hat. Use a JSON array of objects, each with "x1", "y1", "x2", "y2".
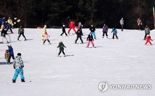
[{"x1": 17, "y1": 53, "x2": 21, "y2": 56}]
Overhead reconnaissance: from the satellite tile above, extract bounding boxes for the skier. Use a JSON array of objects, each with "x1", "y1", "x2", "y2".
[
  {"x1": 87, "y1": 33, "x2": 95, "y2": 48},
  {"x1": 145, "y1": 35, "x2": 152, "y2": 45},
  {"x1": 8, "y1": 45, "x2": 15, "y2": 63},
  {"x1": 17, "y1": 26, "x2": 27, "y2": 41},
  {"x1": 1, "y1": 23, "x2": 9, "y2": 43},
  {"x1": 89, "y1": 24, "x2": 96, "y2": 39},
  {"x1": 60, "y1": 24, "x2": 68, "y2": 36},
  {"x1": 102, "y1": 24, "x2": 108, "y2": 38},
  {"x1": 137, "y1": 17, "x2": 143, "y2": 30},
  {"x1": 12, "y1": 53, "x2": 25, "y2": 83},
  {"x1": 0, "y1": 17, "x2": 6, "y2": 25},
  {"x1": 75, "y1": 29, "x2": 83, "y2": 44},
  {"x1": 43, "y1": 32, "x2": 51, "y2": 45},
  {"x1": 111, "y1": 28, "x2": 118, "y2": 39},
  {"x1": 57, "y1": 41, "x2": 66, "y2": 56},
  {"x1": 7, "y1": 17, "x2": 14, "y2": 33},
  {"x1": 5, "y1": 50, "x2": 10, "y2": 64},
  {"x1": 120, "y1": 17, "x2": 124, "y2": 31},
  {"x1": 68, "y1": 20, "x2": 76, "y2": 34},
  {"x1": 144, "y1": 25, "x2": 150, "y2": 40},
  {"x1": 77, "y1": 22, "x2": 83, "y2": 35}
]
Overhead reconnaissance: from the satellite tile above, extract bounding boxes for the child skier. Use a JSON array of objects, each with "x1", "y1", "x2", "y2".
[
  {"x1": 57, "y1": 41, "x2": 66, "y2": 56},
  {"x1": 1, "y1": 23, "x2": 9, "y2": 43},
  {"x1": 145, "y1": 35, "x2": 152, "y2": 45},
  {"x1": 111, "y1": 28, "x2": 118, "y2": 39},
  {"x1": 144, "y1": 25, "x2": 150, "y2": 40},
  {"x1": 60, "y1": 24, "x2": 68, "y2": 36},
  {"x1": 137, "y1": 18, "x2": 143, "y2": 30},
  {"x1": 75, "y1": 29, "x2": 83, "y2": 44},
  {"x1": 87, "y1": 33, "x2": 95, "y2": 48},
  {"x1": 43, "y1": 32, "x2": 51, "y2": 45},
  {"x1": 12, "y1": 53, "x2": 25, "y2": 83},
  {"x1": 5, "y1": 50, "x2": 10, "y2": 64},
  {"x1": 120, "y1": 17, "x2": 124, "y2": 31},
  {"x1": 102, "y1": 24, "x2": 108, "y2": 38},
  {"x1": 17, "y1": 26, "x2": 27, "y2": 41},
  {"x1": 68, "y1": 20, "x2": 76, "y2": 34},
  {"x1": 7, "y1": 17, "x2": 14, "y2": 33},
  {"x1": 8, "y1": 45, "x2": 15, "y2": 62},
  {"x1": 77, "y1": 22, "x2": 83, "y2": 35},
  {"x1": 89, "y1": 24, "x2": 96, "y2": 39}
]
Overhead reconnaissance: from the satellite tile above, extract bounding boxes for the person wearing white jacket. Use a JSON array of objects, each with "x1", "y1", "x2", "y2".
[
  {"x1": 12, "y1": 53, "x2": 25, "y2": 83},
  {"x1": 120, "y1": 17, "x2": 124, "y2": 31}
]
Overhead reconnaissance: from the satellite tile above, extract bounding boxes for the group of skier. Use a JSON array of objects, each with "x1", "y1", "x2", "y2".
[
  {"x1": 0, "y1": 17, "x2": 27, "y2": 43},
  {"x1": 0, "y1": 17, "x2": 154, "y2": 83}
]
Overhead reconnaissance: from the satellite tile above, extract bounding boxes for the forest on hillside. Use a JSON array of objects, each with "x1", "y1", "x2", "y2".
[{"x1": 0, "y1": 0, "x2": 155, "y2": 29}]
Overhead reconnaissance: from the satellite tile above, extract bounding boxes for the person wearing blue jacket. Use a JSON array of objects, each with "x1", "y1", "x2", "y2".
[
  {"x1": 111, "y1": 28, "x2": 118, "y2": 39},
  {"x1": 0, "y1": 17, "x2": 6, "y2": 25},
  {"x1": 12, "y1": 53, "x2": 25, "y2": 83},
  {"x1": 8, "y1": 45, "x2": 15, "y2": 63},
  {"x1": 89, "y1": 24, "x2": 96, "y2": 39}
]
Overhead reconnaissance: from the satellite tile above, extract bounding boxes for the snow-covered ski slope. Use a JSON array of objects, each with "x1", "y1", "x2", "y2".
[{"x1": 0, "y1": 28, "x2": 155, "y2": 96}]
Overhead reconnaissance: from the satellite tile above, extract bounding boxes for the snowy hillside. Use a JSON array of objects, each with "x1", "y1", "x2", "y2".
[{"x1": 0, "y1": 28, "x2": 155, "y2": 96}]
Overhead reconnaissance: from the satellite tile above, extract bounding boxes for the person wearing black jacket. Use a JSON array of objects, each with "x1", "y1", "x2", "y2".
[
  {"x1": 60, "y1": 24, "x2": 68, "y2": 36},
  {"x1": 17, "y1": 26, "x2": 27, "y2": 41},
  {"x1": 75, "y1": 29, "x2": 83, "y2": 44},
  {"x1": 87, "y1": 33, "x2": 95, "y2": 48}
]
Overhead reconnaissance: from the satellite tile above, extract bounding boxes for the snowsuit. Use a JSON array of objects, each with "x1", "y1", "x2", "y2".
[
  {"x1": 87, "y1": 34, "x2": 95, "y2": 48},
  {"x1": 18, "y1": 26, "x2": 27, "y2": 40},
  {"x1": 68, "y1": 21, "x2": 76, "y2": 33},
  {"x1": 75, "y1": 29, "x2": 83, "y2": 44},
  {"x1": 43, "y1": 32, "x2": 51, "y2": 44},
  {"x1": 144, "y1": 27, "x2": 150, "y2": 40},
  {"x1": 120, "y1": 18, "x2": 124, "y2": 31},
  {"x1": 12, "y1": 55, "x2": 25, "y2": 83},
  {"x1": 8, "y1": 45, "x2": 15, "y2": 62},
  {"x1": 5, "y1": 50, "x2": 10, "y2": 64},
  {"x1": 57, "y1": 42, "x2": 66, "y2": 56},
  {"x1": 60, "y1": 24, "x2": 67, "y2": 36},
  {"x1": 102, "y1": 24, "x2": 108, "y2": 38},
  {"x1": 111, "y1": 28, "x2": 118, "y2": 39},
  {"x1": 145, "y1": 35, "x2": 152, "y2": 45},
  {"x1": 89, "y1": 25, "x2": 96, "y2": 39}
]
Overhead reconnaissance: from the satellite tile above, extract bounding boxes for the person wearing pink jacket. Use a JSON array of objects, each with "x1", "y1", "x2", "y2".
[{"x1": 42, "y1": 32, "x2": 51, "y2": 45}]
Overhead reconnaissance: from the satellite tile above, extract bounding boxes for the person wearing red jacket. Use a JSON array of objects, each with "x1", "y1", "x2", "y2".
[
  {"x1": 145, "y1": 35, "x2": 152, "y2": 45},
  {"x1": 68, "y1": 20, "x2": 76, "y2": 34}
]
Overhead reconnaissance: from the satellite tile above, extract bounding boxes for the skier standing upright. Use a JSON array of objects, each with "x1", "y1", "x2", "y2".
[
  {"x1": 102, "y1": 24, "x2": 108, "y2": 38},
  {"x1": 68, "y1": 20, "x2": 76, "y2": 34},
  {"x1": 120, "y1": 17, "x2": 124, "y2": 31},
  {"x1": 145, "y1": 35, "x2": 152, "y2": 45},
  {"x1": 144, "y1": 25, "x2": 150, "y2": 40},
  {"x1": 87, "y1": 33, "x2": 95, "y2": 48},
  {"x1": 111, "y1": 28, "x2": 118, "y2": 39},
  {"x1": 60, "y1": 24, "x2": 68, "y2": 36},
  {"x1": 89, "y1": 24, "x2": 96, "y2": 39},
  {"x1": 17, "y1": 26, "x2": 27, "y2": 41},
  {"x1": 57, "y1": 41, "x2": 66, "y2": 56},
  {"x1": 137, "y1": 17, "x2": 143, "y2": 30},
  {"x1": 75, "y1": 29, "x2": 83, "y2": 44},
  {"x1": 12, "y1": 53, "x2": 25, "y2": 83},
  {"x1": 8, "y1": 45, "x2": 15, "y2": 62},
  {"x1": 7, "y1": 17, "x2": 14, "y2": 33}
]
